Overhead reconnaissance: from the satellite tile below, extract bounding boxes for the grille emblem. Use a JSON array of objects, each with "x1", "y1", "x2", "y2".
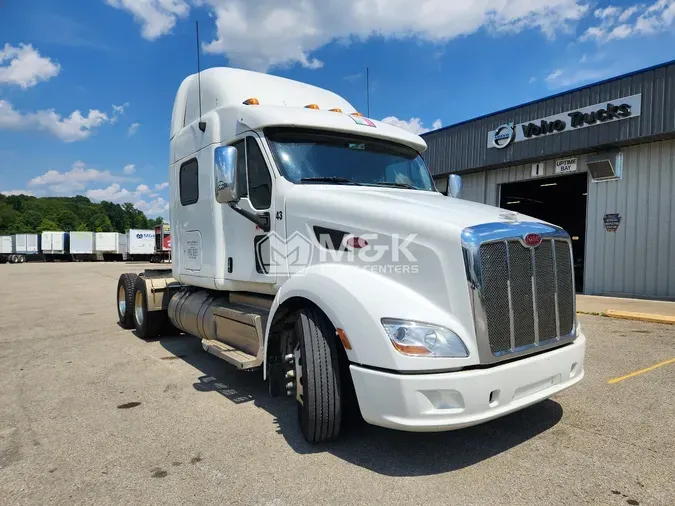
[{"x1": 524, "y1": 233, "x2": 543, "y2": 247}]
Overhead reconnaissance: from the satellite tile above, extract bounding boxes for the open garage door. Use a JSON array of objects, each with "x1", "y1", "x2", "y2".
[{"x1": 499, "y1": 173, "x2": 588, "y2": 293}]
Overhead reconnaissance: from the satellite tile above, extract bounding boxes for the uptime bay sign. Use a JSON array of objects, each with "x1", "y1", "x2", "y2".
[{"x1": 488, "y1": 94, "x2": 642, "y2": 149}]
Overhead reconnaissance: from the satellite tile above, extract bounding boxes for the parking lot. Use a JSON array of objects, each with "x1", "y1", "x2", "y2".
[{"x1": 0, "y1": 262, "x2": 673, "y2": 505}]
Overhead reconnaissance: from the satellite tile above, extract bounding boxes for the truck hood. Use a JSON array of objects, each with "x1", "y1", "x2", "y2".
[{"x1": 286, "y1": 185, "x2": 542, "y2": 233}]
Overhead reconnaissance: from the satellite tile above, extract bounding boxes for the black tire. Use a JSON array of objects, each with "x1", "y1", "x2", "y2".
[
  {"x1": 295, "y1": 308, "x2": 342, "y2": 443},
  {"x1": 19, "y1": 255, "x2": 26, "y2": 263},
  {"x1": 133, "y1": 276, "x2": 165, "y2": 339},
  {"x1": 9, "y1": 255, "x2": 16, "y2": 264},
  {"x1": 116, "y1": 273, "x2": 138, "y2": 329}
]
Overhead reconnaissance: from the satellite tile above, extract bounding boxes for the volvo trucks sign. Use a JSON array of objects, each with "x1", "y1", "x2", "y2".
[{"x1": 488, "y1": 94, "x2": 642, "y2": 149}]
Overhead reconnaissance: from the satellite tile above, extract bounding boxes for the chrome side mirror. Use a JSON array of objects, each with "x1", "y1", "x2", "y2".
[
  {"x1": 448, "y1": 174, "x2": 462, "y2": 198},
  {"x1": 214, "y1": 146, "x2": 239, "y2": 204}
]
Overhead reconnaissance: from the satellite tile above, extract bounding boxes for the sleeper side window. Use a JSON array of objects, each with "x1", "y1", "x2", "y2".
[
  {"x1": 246, "y1": 137, "x2": 272, "y2": 210},
  {"x1": 179, "y1": 158, "x2": 199, "y2": 206}
]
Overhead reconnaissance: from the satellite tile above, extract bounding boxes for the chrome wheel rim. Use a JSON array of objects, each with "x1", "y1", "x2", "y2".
[
  {"x1": 294, "y1": 343, "x2": 304, "y2": 405},
  {"x1": 134, "y1": 290, "x2": 144, "y2": 327},
  {"x1": 118, "y1": 285, "x2": 126, "y2": 316}
]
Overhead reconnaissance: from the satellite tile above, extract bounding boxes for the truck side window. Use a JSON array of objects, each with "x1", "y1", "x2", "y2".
[
  {"x1": 231, "y1": 140, "x2": 248, "y2": 198},
  {"x1": 246, "y1": 137, "x2": 272, "y2": 210},
  {"x1": 179, "y1": 158, "x2": 199, "y2": 206}
]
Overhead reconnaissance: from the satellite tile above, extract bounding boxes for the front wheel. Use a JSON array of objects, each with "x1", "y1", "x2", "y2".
[{"x1": 291, "y1": 308, "x2": 342, "y2": 443}]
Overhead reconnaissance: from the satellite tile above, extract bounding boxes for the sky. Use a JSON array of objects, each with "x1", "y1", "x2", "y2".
[{"x1": 0, "y1": 0, "x2": 674, "y2": 216}]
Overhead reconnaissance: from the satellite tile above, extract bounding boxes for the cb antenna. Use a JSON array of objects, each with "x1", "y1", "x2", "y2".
[
  {"x1": 196, "y1": 20, "x2": 206, "y2": 132},
  {"x1": 366, "y1": 67, "x2": 370, "y2": 117}
]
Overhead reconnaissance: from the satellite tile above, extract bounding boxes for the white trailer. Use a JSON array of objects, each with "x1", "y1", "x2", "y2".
[
  {"x1": 69, "y1": 231, "x2": 96, "y2": 261},
  {"x1": 0, "y1": 235, "x2": 13, "y2": 264},
  {"x1": 41, "y1": 231, "x2": 69, "y2": 259},
  {"x1": 115, "y1": 67, "x2": 585, "y2": 443},
  {"x1": 7, "y1": 234, "x2": 39, "y2": 263},
  {"x1": 127, "y1": 229, "x2": 155, "y2": 260},
  {"x1": 95, "y1": 232, "x2": 127, "y2": 261}
]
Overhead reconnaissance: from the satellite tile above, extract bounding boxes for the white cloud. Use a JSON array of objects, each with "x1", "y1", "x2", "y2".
[
  {"x1": 0, "y1": 100, "x2": 109, "y2": 142},
  {"x1": 529, "y1": 76, "x2": 537, "y2": 83},
  {"x1": 128, "y1": 122, "x2": 140, "y2": 136},
  {"x1": 27, "y1": 161, "x2": 130, "y2": 194},
  {"x1": 86, "y1": 183, "x2": 169, "y2": 215},
  {"x1": 1, "y1": 189, "x2": 34, "y2": 196},
  {"x1": 123, "y1": 163, "x2": 136, "y2": 174},
  {"x1": 0, "y1": 43, "x2": 60, "y2": 89},
  {"x1": 582, "y1": 0, "x2": 675, "y2": 43},
  {"x1": 619, "y1": 6, "x2": 641, "y2": 22},
  {"x1": 135, "y1": 197, "x2": 169, "y2": 215},
  {"x1": 343, "y1": 73, "x2": 363, "y2": 82},
  {"x1": 594, "y1": 6, "x2": 622, "y2": 19},
  {"x1": 111, "y1": 102, "x2": 130, "y2": 124},
  {"x1": 544, "y1": 67, "x2": 613, "y2": 88},
  {"x1": 111, "y1": 0, "x2": 589, "y2": 72},
  {"x1": 154, "y1": 182, "x2": 169, "y2": 190},
  {"x1": 104, "y1": 0, "x2": 190, "y2": 40},
  {"x1": 546, "y1": 69, "x2": 564, "y2": 82},
  {"x1": 381, "y1": 116, "x2": 442, "y2": 134}
]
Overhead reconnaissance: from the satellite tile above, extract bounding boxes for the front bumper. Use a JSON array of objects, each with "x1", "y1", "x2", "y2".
[{"x1": 350, "y1": 333, "x2": 585, "y2": 432}]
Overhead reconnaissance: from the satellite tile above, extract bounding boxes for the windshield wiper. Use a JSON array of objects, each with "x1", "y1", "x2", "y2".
[
  {"x1": 300, "y1": 177, "x2": 360, "y2": 185},
  {"x1": 369, "y1": 182, "x2": 419, "y2": 190}
]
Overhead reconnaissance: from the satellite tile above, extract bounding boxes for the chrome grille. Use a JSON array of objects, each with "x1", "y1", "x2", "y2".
[{"x1": 462, "y1": 222, "x2": 577, "y2": 364}]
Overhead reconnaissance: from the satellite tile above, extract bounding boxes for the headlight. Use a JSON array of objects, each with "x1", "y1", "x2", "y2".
[{"x1": 381, "y1": 319, "x2": 469, "y2": 358}]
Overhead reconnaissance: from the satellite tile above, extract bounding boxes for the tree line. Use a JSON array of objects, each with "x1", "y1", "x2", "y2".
[{"x1": 0, "y1": 194, "x2": 164, "y2": 235}]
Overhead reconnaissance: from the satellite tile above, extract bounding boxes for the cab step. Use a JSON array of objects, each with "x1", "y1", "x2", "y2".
[{"x1": 201, "y1": 339, "x2": 261, "y2": 370}]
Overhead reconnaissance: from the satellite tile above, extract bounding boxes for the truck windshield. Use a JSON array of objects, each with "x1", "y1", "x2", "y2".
[{"x1": 265, "y1": 128, "x2": 436, "y2": 191}]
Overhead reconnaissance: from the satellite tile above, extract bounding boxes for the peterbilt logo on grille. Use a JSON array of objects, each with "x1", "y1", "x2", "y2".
[{"x1": 524, "y1": 233, "x2": 543, "y2": 247}]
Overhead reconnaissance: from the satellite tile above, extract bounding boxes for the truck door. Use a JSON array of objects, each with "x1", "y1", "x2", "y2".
[{"x1": 225, "y1": 134, "x2": 277, "y2": 285}]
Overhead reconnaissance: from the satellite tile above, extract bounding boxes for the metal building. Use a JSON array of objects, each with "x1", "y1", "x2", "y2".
[{"x1": 422, "y1": 60, "x2": 675, "y2": 300}]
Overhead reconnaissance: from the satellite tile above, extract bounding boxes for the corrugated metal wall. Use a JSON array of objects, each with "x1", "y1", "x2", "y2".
[
  {"x1": 422, "y1": 61, "x2": 675, "y2": 176},
  {"x1": 460, "y1": 138, "x2": 675, "y2": 300}
]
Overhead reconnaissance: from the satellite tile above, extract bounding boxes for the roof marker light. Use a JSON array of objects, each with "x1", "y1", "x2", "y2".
[
  {"x1": 305, "y1": 104, "x2": 320, "y2": 109},
  {"x1": 351, "y1": 112, "x2": 364, "y2": 117},
  {"x1": 243, "y1": 98, "x2": 260, "y2": 105},
  {"x1": 329, "y1": 108, "x2": 343, "y2": 113}
]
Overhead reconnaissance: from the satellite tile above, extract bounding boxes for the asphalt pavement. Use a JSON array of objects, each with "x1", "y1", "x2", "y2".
[{"x1": 0, "y1": 262, "x2": 673, "y2": 505}]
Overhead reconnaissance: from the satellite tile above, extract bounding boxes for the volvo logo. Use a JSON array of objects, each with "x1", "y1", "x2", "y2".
[
  {"x1": 491, "y1": 123, "x2": 515, "y2": 149},
  {"x1": 524, "y1": 233, "x2": 543, "y2": 248}
]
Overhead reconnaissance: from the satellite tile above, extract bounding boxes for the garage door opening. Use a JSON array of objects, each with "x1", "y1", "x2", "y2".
[{"x1": 499, "y1": 173, "x2": 588, "y2": 293}]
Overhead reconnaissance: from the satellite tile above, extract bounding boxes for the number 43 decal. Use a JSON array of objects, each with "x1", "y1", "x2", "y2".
[{"x1": 276, "y1": 211, "x2": 283, "y2": 220}]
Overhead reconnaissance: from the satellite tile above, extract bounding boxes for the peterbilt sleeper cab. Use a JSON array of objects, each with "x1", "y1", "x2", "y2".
[{"x1": 115, "y1": 67, "x2": 585, "y2": 443}]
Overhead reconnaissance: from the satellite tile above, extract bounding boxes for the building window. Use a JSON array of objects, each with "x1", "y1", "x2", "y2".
[
  {"x1": 246, "y1": 137, "x2": 272, "y2": 210},
  {"x1": 179, "y1": 158, "x2": 199, "y2": 206}
]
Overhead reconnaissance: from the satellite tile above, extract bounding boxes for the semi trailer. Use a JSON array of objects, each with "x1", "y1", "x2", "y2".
[
  {"x1": 150, "y1": 223, "x2": 171, "y2": 263},
  {"x1": 41, "y1": 231, "x2": 70, "y2": 261},
  {"x1": 116, "y1": 67, "x2": 585, "y2": 443},
  {"x1": 95, "y1": 232, "x2": 127, "y2": 261},
  {"x1": 69, "y1": 231, "x2": 96, "y2": 261},
  {"x1": 127, "y1": 229, "x2": 155, "y2": 261},
  {"x1": 3, "y1": 234, "x2": 40, "y2": 263}
]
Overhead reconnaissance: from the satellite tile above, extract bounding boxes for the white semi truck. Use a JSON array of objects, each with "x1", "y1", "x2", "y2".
[{"x1": 116, "y1": 68, "x2": 585, "y2": 443}]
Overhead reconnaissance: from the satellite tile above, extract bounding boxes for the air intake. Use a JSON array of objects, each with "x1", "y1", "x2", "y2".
[{"x1": 586, "y1": 150, "x2": 623, "y2": 182}]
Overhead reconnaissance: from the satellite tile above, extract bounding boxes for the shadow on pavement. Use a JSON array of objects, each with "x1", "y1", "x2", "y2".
[{"x1": 160, "y1": 334, "x2": 563, "y2": 477}]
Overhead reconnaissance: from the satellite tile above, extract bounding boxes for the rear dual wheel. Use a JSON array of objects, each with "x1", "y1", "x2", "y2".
[
  {"x1": 117, "y1": 273, "x2": 138, "y2": 329},
  {"x1": 132, "y1": 276, "x2": 166, "y2": 339}
]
